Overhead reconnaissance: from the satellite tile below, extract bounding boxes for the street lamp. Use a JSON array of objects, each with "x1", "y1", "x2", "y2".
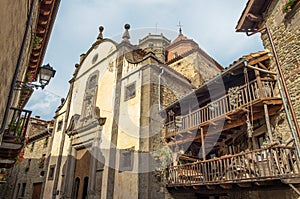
[
  {"x1": 38, "y1": 64, "x2": 56, "y2": 89},
  {"x1": 15, "y1": 64, "x2": 56, "y2": 90}
]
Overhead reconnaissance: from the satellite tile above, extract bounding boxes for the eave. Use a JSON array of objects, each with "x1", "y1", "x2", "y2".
[
  {"x1": 235, "y1": 0, "x2": 272, "y2": 32},
  {"x1": 18, "y1": 0, "x2": 61, "y2": 108}
]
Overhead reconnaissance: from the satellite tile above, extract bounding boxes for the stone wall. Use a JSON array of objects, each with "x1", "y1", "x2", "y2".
[
  {"x1": 261, "y1": 0, "x2": 300, "y2": 143},
  {"x1": 0, "y1": 118, "x2": 52, "y2": 199}
]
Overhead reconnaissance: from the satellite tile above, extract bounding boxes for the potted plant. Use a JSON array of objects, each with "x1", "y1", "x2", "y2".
[
  {"x1": 0, "y1": 169, "x2": 7, "y2": 181},
  {"x1": 33, "y1": 35, "x2": 42, "y2": 49},
  {"x1": 282, "y1": 0, "x2": 300, "y2": 13}
]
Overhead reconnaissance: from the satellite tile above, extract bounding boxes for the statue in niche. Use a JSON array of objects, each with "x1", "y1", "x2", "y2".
[{"x1": 77, "y1": 71, "x2": 99, "y2": 127}]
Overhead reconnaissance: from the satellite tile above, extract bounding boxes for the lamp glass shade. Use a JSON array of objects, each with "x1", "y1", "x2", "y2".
[{"x1": 39, "y1": 64, "x2": 56, "y2": 85}]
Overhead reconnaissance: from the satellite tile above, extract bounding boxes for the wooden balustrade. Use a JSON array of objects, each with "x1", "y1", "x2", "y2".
[
  {"x1": 166, "y1": 146, "x2": 300, "y2": 186},
  {"x1": 165, "y1": 79, "x2": 277, "y2": 137}
]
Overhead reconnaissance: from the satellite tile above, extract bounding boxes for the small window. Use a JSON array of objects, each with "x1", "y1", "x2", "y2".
[
  {"x1": 72, "y1": 177, "x2": 80, "y2": 199},
  {"x1": 125, "y1": 82, "x2": 136, "y2": 101},
  {"x1": 57, "y1": 120, "x2": 63, "y2": 131},
  {"x1": 21, "y1": 183, "x2": 26, "y2": 197},
  {"x1": 119, "y1": 150, "x2": 133, "y2": 171},
  {"x1": 25, "y1": 159, "x2": 31, "y2": 172},
  {"x1": 256, "y1": 133, "x2": 266, "y2": 149},
  {"x1": 48, "y1": 165, "x2": 55, "y2": 180},
  {"x1": 92, "y1": 54, "x2": 98, "y2": 64}
]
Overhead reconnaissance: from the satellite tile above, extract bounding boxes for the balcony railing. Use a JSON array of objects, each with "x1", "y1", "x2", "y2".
[
  {"x1": 167, "y1": 146, "x2": 300, "y2": 186},
  {"x1": 164, "y1": 79, "x2": 277, "y2": 137},
  {"x1": 3, "y1": 107, "x2": 32, "y2": 143}
]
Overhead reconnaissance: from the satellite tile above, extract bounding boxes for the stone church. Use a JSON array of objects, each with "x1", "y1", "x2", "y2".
[{"x1": 42, "y1": 24, "x2": 222, "y2": 199}]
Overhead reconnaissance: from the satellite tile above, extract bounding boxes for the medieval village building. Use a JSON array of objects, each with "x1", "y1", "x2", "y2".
[
  {"x1": 0, "y1": 117, "x2": 54, "y2": 199},
  {"x1": 0, "y1": 0, "x2": 299, "y2": 199},
  {"x1": 41, "y1": 25, "x2": 222, "y2": 199}
]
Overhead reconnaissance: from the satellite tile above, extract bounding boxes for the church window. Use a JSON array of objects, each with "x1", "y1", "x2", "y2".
[
  {"x1": 48, "y1": 165, "x2": 55, "y2": 180},
  {"x1": 92, "y1": 54, "x2": 98, "y2": 64},
  {"x1": 119, "y1": 150, "x2": 133, "y2": 171},
  {"x1": 125, "y1": 82, "x2": 136, "y2": 101},
  {"x1": 57, "y1": 120, "x2": 63, "y2": 131}
]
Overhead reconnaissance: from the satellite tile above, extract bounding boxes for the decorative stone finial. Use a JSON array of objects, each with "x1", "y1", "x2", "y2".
[
  {"x1": 97, "y1": 26, "x2": 104, "y2": 40},
  {"x1": 122, "y1": 24, "x2": 131, "y2": 42}
]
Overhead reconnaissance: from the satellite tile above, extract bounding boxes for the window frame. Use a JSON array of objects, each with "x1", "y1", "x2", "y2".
[{"x1": 124, "y1": 82, "x2": 136, "y2": 101}]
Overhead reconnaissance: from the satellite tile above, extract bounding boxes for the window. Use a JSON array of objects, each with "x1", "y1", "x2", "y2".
[
  {"x1": 92, "y1": 54, "x2": 98, "y2": 64},
  {"x1": 82, "y1": 177, "x2": 89, "y2": 199},
  {"x1": 72, "y1": 177, "x2": 80, "y2": 199},
  {"x1": 21, "y1": 183, "x2": 26, "y2": 197},
  {"x1": 25, "y1": 159, "x2": 31, "y2": 172},
  {"x1": 125, "y1": 82, "x2": 136, "y2": 101},
  {"x1": 57, "y1": 120, "x2": 63, "y2": 131},
  {"x1": 48, "y1": 165, "x2": 55, "y2": 180},
  {"x1": 119, "y1": 150, "x2": 133, "y2": 171},
  {"x1": 256, "y1": 133, "x2": 266, "y2": 149}
]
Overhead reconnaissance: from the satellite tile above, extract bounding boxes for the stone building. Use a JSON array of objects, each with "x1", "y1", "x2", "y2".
[
  {"x1": 234, "y1": 0, "x2": 300, "y2": 198},
  {"x1": 42, "y1": 25, "x2": 222, "y2": 199},
  {"x1": 236, "y1": 0, "x2": 300, "y2": 144},
  {"x1": 0, "y1": 0, "x2": 60, "y2": 169},
  {"x1": 0, "y1": 117, "x2": 54, "y2": 199}
]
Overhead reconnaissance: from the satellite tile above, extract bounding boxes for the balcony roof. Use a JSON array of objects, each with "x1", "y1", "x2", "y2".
[{"x1": 236, "y1": 0, "x2": 272, "y2": 32}]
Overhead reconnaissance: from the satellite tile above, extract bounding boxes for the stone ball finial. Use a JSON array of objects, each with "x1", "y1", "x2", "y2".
[
  {"x1": 124, "y1": 24, "x2": 130, "y2": 30},
  {"x1": 97, "y1": 26, "x2": 104, "y2": 40}
]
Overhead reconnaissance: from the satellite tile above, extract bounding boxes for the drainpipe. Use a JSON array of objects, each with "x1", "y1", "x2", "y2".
[
  {"x1": 158, "y1": 67, "x2": 164, "y2": 111},
  {"x1": 277, "y1": 76, "x2": 300, "y2": 159},
  {"x1": 246, "y1": 26, "x2": 300, "y2": 155},
  {"x1": 0, "y1": 0, "x2": 37, "y2": 135}
]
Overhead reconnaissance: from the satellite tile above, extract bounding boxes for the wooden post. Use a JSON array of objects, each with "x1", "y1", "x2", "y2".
[
  {"x1": 201, "y1": 128, "x2": 206, "y2": 160},
  {"x1": 264, "y1": 104, "x2": 273, "y2": 142},
  {"x1": 254, "y1": 67, "x2": 265, "y2": 98}
]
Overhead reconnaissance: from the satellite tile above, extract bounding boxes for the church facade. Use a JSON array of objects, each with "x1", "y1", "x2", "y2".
[{"x1": 42, "y1": 25, "x2": 222, "y2": 199}]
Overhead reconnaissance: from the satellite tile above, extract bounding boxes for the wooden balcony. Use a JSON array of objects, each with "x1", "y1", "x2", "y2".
[
  {"x1": 167, "y1": 146, "x2": 300, "y2": 187},
  {"x1": 164, "y1": 79, "x2": 282, "y2": 143},
  {"x1": 0, "y1": 107, "x2": 31, "y2": 168}
]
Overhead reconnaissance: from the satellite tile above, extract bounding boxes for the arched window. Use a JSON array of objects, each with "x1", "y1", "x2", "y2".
[
  {"x1": 72, "y1": 177, "x2": 80, "y2": 199},
  {"x1": 82, "y1": 176, "x2": 89, "y2": 199}
]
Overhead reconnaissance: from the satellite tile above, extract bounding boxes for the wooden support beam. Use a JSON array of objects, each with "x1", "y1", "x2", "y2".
[
  {"x1": 201, "y1": 128, "x2": 206, "y2": 160},
  {"x1": 206, "y1": 185, "x2": 216, "y2": 190},
  {"x1": 255, "y1": 67, "x2": 265, "y2": 98},
  {"x1": 248, "y1": 54, "x2": 269, "y2": 65},
  {"x1": 225, "y1": 115, "x2": 231, "y2": 120},
  {"x1": 237, "y1": 182, "x2": 252, "y2": 188},
  {"x1": 220, "y1": 184, "x2": 233, "y2": 189},
  {"x1": 258, "y1": 62, "x2": 268, "y2": 70},
  {"x1": 264, "y1": 104, "x2": 273, "y2": 141}
]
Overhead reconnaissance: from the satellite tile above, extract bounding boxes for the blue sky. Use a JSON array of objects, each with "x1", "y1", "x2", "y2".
[{"x1": 25, "y1": 0, "x2": 263, "y2": 120}]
